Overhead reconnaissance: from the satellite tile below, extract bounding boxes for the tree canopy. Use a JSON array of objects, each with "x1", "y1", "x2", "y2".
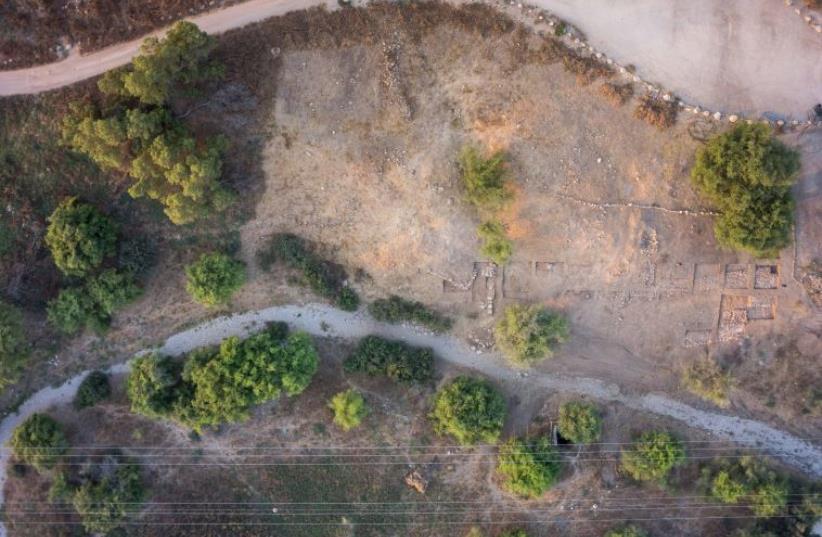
[
  {"x1": 494, "y1": 304, "x2": 569, "y2": 365},
  {"x1": 604, "y1": 526, "x2": 648, "y2": 537},
  {"x1": 430, "y1": 376, "x2": 507, "y2": 445},
  {"x1": 368, "y1": 295, "x2": 452, "y2": 333},
  {"x1": 185, "y1": 252, "x2": 246, "y2": 307},
  {"x1": 11, "y1": 413, "x2": 68, "y2": 472},
  {"x1": 343, "y1": 335, "x2": 434, "y2": 384},
  {"x1": 74, "y1": 371, "x2": 112, "y2": 409},
  {"x1": 45, "y1": 197, "x2": 118, "y2": 278},
  {"x1": 497, "y1": 436, "x2": 562, "y2": 498},
  {"x1": 620, "y1": 431, "x2": 685, "y2": 483},
  {"x1": 691, "y1": 124, "x2": 800, "y2": 257},
  {"x1": 0, "y1": 301, "x2": 28, "y2": 391},
  {"x1": 329, "y1": 389, "x2": 368, "y2": 431},
  {"x1": 72, "y1": 458, "x2": 144, "y2": 534},
  {"x1": 47, "y1": 269, "x2": 142, "y2": 334},
  {"x1": 477, "y1": 220, "x2": 513, "y2": 265},
  {"x1": 708, "y1": 457, "x2": 789, "y2": 516},
  {"x1": 459, "y1": 146, "x2": 512, "y2": 211},
  {"x1": 557, "y1": 401, "x2": 602, "y2": 444}
]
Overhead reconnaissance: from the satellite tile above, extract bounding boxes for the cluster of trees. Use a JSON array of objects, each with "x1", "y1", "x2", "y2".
[
  {"x1": 185, "y1": 251, "x2": 246, "y2": 306},
  {"x1": 61, "y1": 22, "x2": 231, "y2": 225},
  {"x1": 44, "y1": 198, "x2": 143, "y2": 334},
  {"x1": 429, "y1": 376, "x2": 507, "y2": 445},
  {"x1": 620, "y1": 431, "x2": 685, "y2": 483},
  {"x1": 329, "y1": 389, "x2": 368, "y2": 431},
  {"x1": 11, "y1": 414, "x2": 144, "y2": 533},
  {"x1": 458, "y1": 145, "x2": 516, "y2": 266},
  {"x1": 343, "y1": 335, "x2": 434, "y2": 384},
  {"x1": 128, "y1": 322, "x2": 318, "y2": 430},
  {"x1": 0, "y1": 300, "x2": 29, "y2": 392},
  {"x1": 368, "y1": 295, "x2": 453, "y2": 333},
  {"x1": 706, "y1": 456, "x2": 789, "y2": 516},
  {"x1": 691, "y1": 124, "x2": 800, "y2": 258},
  {"x1": 496, "y1": 435, "x2": 561, "y2": 498},
  {"x1": 494, "y1": 304, "x2": 569, "y2": 365},
  {"x1": 257, "y1": 233, "x2": 360, "y2": 311}
]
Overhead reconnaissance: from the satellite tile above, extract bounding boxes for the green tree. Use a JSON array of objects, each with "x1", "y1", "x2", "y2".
[
  {"x1": 368, "y1": 295, "x2": 452, "y2": 333},
  {"x1": 459, "y1": 146, "x2": 512, "y2": 211},
  {"x1": 47, "y1": 270, "x2": 142, "y2": 334},
  {"x1": 430, "y1": 376, "x2": 507, "y2": 445},
  {"x1": 45, "y1": 197, "x2": 118, "y2": 278},
  {"x1": 708, "y1": 457, "x2": 789, "y2": 517},
  {"x1": 497, "y1": 436, "x2": 561, "y2": 498},
  {"x1": 74, "y1": 371, "x2": 111, "y2": 409},
  {"x1": 681, "y1": 357, "x2": 732, "y2": 408},
  {"x1": 691, "y1": 124, "x2": 800, "y2": 257},
  {"x1": 499, "y1": 530, "x2": 529, "y2": 537},
  {"x1": 60, "y1": 102, "x2": 129, "y2": 170},
  {"x1": 0, "y1": 301, "x2": 28, "y2": 391},
  {"x1": 604, "y1": 525, "x2": 648, "y2": 537},
  {"x1": 185, "y1": 252, "x2": 246, "y2": 307},
  {"x1": 557, "y1": 401, "x2": 602, "y2": 444},
  {"x1": 329, "y1": 389, "x2": 368, "y2": 431},
  {"x1": 343, "y1": 335, "x2": 434, "y2": 384},
  {"x1": 494, "y1": 304, "x2": 569, "y2": 365},
  {"x1": 477, "y1": 220, "x2": 513, "y2": 265},
  {"x1": 72, "y1": 460, "x2": 144, "y2": 534},
  {"x1": 620, "y1": 431, "x2": 685, "y2": 483},
  {"x1": 98, "y1": 21, "x2": 223, "y2": 105},
  {"x1": 127, "y1": 354, "x2": 186, "y2": 418},
  {"x1": 11, "y1": 413, "x2": 68, "y2": 472}
]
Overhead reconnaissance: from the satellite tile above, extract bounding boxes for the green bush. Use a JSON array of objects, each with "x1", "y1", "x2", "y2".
[
  {"x1": 329, "y1": 389, "x2": 368, "y2": 431},
  {"x1": 74, "y1": 371, "x2": 111, "y2": 409},
  {"x1": 691, "y1": 124, "x2": 800, "y2": 257},
  {"x1": 11, "y1": 413, "x2": 68, "y2": 472},
  {"x1": 708, "y1": 457, "x2": 789, "y2": 516},
  {"x1": 368, "y1": 295, "x2": 452, "y2": 333},
  {"x1": 459, "y1": 145, "x2": 512, "y2": 211},
  {"x1": 98, "y1": 21, "x2": 223, "y2": 105},
  {"x1": 128, "y1": 354, "x2": 186, "y2": 418},
  {"x1": 0, "y1": 301, "x2": 28, "y2": 391},
  {"x1": 557, "y1": 401, "x2": 602, "y2": 444},
  {"x1": 185, "y1": 252, "x2": 246, "y2": 307},
  {"x1": 257, "y1": 233, "x2": 359, "y2": 309},
  {"x1": 72, "y1": 459, "x2": 144, "y2": 534},
  {"x1": 45, "y1": 197, "x2": 118, "y2": 278},
  {"x1": 681, "y1": 358, "x2": 732, "y2": 408},
  {"x1": 430, "y1": 376, "x2": 507, "y2": 445},
  {"x1": 494, "y1": 304, "x2": 569, "y2": 365},
  {"x1": 477, "y1": 220, "x2": 513, "y2": 265},
  {"x1": 343, "y1": 335, "x2": 434, "y2": 384},
  {"x1": 497, "y1": 436, "x2": 561, "y2": 498},
  {"x1": 47, "y1": 269, "x2": 142, "y2": 334},
  {"x1": 500, "y1": 530, "x2": 529, "y2": 537},
  {"x1": 48, "y1": 471, "x2": 72, "y2": 503},
  {"x1": 620, "y1": 431, "x2": 685, "y2": 483},
  {"x1": 604, "y1": 525, "x2": 648, "y2": 537}
]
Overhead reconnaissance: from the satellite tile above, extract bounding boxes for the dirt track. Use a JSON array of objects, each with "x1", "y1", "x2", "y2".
[{"x1": 2, "y1": 303, "x2": 819, "y2": 534}]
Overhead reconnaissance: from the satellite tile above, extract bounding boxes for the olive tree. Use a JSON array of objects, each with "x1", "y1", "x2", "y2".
[
  {"x1": 620, "y1": 431, "x2": 685, "y2": 483},
  {"x1": 185, "y1": 252, "x2": 246, "y2": 307},
  {"x1": 11, "y1": 414, "x2": 68, "y2": 472},
  {"x1": 45, "y1": 197, "x2": 117, "y2": 277},
  {"x1": 495, "y1": 304, "x2": 569, "y2": 365},
  {"x1": 430, "y1": 376, "x2": 507, "y2": 445}
]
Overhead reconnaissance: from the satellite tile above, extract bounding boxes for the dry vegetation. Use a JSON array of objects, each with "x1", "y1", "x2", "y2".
[
  {"x1": 633, "y1": 94, "x2": 679, "y2": 129},
  {"x1": 599, "y1": 81, "x2": 634, "y2": 107}
]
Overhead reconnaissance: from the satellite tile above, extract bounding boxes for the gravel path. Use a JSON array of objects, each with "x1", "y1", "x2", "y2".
[{"x1": 1, "y1": 304, "x2": 819, "y2": 535}]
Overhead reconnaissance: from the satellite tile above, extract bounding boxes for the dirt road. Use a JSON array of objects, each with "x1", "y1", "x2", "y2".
[
  {"x1": 534, "y1": 0, "x2": 822, "y2": 118},
  {"x1": 2, "y1": 304, "x2": 819, "y2": 532}
]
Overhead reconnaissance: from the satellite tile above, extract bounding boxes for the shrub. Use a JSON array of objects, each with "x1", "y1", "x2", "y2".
[
  {"x1": 494, "y1": 304, "x2": 569, "y2": 365},
  {"x1": 604, "y1": 526, "x2": 648, "y2": 537},
  {"x1": 562, "y1": 52, "x2": 614, "y2": 85},
  {"x1": 368, "y1": 295, "x2": 452, "y2": 333},
  {"x1": 47, "y1": 270, "x2": 142, "y2": 334},
  {"x1": 681, "y1": 357, "x2": 732, "y2": 408},
  {"x1": 11, "y1": 414, "x2": 68, "y2": 472},
  {"x1": 500, "y1": 530, "x2": 529, "y2": 537},
  {"x1": 336, "y1": 286, "x2": 360, "y2": 311},
  {"x1": 74, "y1": 371, "x2": 111, "y2": 409},
  {"x1": 691, "y1": 124, "x2": 800, "y2": 257},
  {"x1": 599, "y1": 82, "x2": 634, "y2": 107},
  {"x1": 557, "y1": 401, "x2": 602, "y2": 444},
  {"x1": 430, "y1": 376, "x2": 507, "y2": 445},
  {"x1": 329, "y1": 389, "x2": 368, "y2": 431},
  {"x1": 497, "y1": 436, "x2": 561, "y2": 498},
  {"x1": 127, "y1": 354, "x2": 186, "y2": 418},
  {"x1": 185, "y1": 252, "x2": 246, "y2": 307},
  {"x1": 620, "y1": 431, "x2": 685, "y2": 483},
  {"x1": 48, "y1": 472, "x2": 72, "y2": 503},
  {"x1": 708, "y1": 457, "x2": 789, "y2": 516},
  {"x1": 117, "y1": 235, "x2": 156, "y2": 279},
  {"x1": 343, "y1": 335, "x2": 434, "y2": 384},
  {"x1": 634, "y1": 94, "x2": 678, "y2": 129},
  {"x1": 98, "y1": 21, "x2": 223, "y2": 105},
  {"x1": 477, "y1": 220, "x2": 513, "y2": 265},
  {"x1": 0, "y1": 301, "x2": 28, "y2": 391},
  {"x1": 458, "y1": 146, "x2": 512, "y2": 211},
  {"x1": 45, "y1": 197, "x2": 118, "y2": 278},
  {"x1": 72, "y1": 460, "x2": 144, "y2": 534}
]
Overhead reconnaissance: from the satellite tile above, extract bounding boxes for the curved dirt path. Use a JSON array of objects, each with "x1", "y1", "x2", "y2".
[
  {"x1": 534, "y1": 0, "x2": 822, "y2": 118},
  {"x1": 1, "y1": 303, "x2": 820, "y2": 527}
]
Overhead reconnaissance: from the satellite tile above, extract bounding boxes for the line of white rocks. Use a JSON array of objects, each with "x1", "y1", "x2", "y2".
[{"x1": 488, "y1": 0, "x2": 822, "y2": 130}]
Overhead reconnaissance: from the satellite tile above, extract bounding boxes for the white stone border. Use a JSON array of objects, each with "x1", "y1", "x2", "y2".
[{"x1": 490, "y1": 0, "x2": 822, "y2": 130}]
